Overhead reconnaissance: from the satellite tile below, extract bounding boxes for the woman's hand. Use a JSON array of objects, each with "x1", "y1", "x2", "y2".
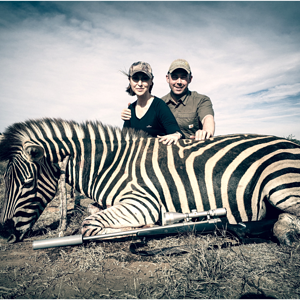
[
  {"x1": 157, "y1": 132, "x2": 182, "y2": 145},
  {"x1": 121, "y1": 103, "x2": 132, "y2": 121}
]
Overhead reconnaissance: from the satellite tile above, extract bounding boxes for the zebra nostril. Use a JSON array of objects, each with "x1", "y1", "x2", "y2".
[{"x1": 0, "y1": 219, "x2": 18, "y2": 242}]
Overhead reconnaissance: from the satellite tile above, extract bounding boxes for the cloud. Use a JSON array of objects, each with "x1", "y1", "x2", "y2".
[{"x1": 0, "y1": 2, "x2": 299, "y2": 138}]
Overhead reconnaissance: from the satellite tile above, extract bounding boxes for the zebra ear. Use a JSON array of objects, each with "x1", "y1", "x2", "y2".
[{"x1": 24, "y1": 144, "x2": 45, "y2": 162}]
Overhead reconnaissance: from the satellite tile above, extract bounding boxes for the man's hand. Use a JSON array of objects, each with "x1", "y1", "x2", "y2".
[
  {"x1": 157, "y1": 132, "x2": 181, "y2": 145},
  {"x1": 190, "y1": 115, "x2": 215, "y2": 140},
  {"x1": 190, "y1": 130, "x2": 212, "y2": 141},
  {"x1": 121, "y1": 103, "x2": 131, "y2": 121}
]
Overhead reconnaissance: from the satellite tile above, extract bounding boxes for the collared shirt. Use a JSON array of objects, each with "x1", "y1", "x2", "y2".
[{"x1": 161, "y1": 90, "x2": 214, "y2": 138}]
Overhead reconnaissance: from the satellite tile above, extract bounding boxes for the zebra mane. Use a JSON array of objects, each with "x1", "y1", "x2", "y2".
[{"x1": 0, "y1": 118, "x2": 148, "y2": 161}]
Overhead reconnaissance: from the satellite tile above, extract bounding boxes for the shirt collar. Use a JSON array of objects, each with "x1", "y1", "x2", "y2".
[{"x1": 167, "y1": 89, "x2": 190, "y2": 106}]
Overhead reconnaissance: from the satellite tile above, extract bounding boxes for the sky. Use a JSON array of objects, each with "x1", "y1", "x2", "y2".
[{"x1": 0, "y1": 1, "x2": 300, "y2": 139}]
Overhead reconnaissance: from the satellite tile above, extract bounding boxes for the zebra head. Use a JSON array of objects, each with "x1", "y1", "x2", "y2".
[{"x1": 0, "y1": 140, "x2": 61, "y2": 243}]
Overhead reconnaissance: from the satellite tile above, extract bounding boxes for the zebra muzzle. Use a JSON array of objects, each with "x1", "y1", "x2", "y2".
[{"x1": 0, "y1": 219, "x2": 20, "y2": 243}]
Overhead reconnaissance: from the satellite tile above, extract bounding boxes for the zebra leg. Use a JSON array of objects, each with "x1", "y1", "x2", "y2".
[
  {"x1": 82, "y1": 200, "x2": 159, "y2": 237},
  {"x1": 269, "y1": 191, "x2": 300, "y2": 245},
  {"x1": 273, "y1": 213, "x2": 300, "y2": 246},
  {"x1": 58, "y1": 155, "x2": 70, "y2": 236},
  {"x1": 87, "y1": 202, "x2": 104, "y2": 215}
]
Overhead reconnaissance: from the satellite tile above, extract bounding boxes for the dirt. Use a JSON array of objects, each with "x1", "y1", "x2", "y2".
[
  {"x1": 1, "y1": 160, "x2": 300, "y2": 299},
  {"x1": 0, "y1": 178, "x2": 169, "y2": 299},
  {"x1": 0, "y1": 200, "x2": 165, "y2": 299},
  {"x1": 0, "y1": 239, "x2": 162, "y2": 299},
  {"x1": 1, "y1": 211, "x2": 300, "y2": 299}
]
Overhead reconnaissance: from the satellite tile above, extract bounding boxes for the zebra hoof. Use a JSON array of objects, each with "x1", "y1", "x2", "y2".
[
  {"x1": 276, "y1": 232, "x2": 298, "y2": 246},
  {"x1": 273, "y1": 213, "x2": 300, "y2": 246}
]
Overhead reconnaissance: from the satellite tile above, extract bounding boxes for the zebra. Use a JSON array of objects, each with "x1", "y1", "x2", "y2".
[{"x1": 0, "y1": 118, "x2": 300, "y2": 245}]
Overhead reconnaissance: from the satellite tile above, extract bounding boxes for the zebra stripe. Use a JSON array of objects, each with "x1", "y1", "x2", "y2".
[{"x1": 0, "y1": 118, "x2": 299, "y2": 240}]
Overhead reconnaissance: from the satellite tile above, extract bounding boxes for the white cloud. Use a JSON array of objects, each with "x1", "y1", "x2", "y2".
[{"x1": 0, "y1": 2, "x2": 299, "y2": 139}]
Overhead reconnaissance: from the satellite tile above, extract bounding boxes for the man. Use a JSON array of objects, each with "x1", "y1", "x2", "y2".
[
  {"x1": 121, "y1": 59, "x2": 215, "y2": 141},
  {"x1": 161, "y1": 59, "x2": 215, "y2": 140}
]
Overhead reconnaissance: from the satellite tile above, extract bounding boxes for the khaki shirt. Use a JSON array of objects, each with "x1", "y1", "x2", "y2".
[{"x1": 161, "y1": 90, "x2": 214, "y2": 138}]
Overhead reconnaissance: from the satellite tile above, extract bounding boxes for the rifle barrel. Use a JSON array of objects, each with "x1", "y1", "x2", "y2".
[
  {"x1": 33, "y1": 218, "x2": 223, "y2": 250},
  {"x1": 32, "y1": 234, "x2": 83, "y2": 250}
]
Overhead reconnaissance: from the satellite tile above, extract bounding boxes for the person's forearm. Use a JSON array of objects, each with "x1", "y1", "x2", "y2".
[{"x1": 202, "y1": 115, "x2": 215, "y2": 136}]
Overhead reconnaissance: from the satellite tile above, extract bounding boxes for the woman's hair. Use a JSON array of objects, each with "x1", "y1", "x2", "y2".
[{"x1": 126, "y1": 82, "x2": 136, "y2": 96}]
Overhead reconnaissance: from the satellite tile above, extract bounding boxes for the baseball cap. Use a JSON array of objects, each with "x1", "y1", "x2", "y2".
[
  {"x1": 129, "y1": 61, "x2": 153, "y2": 79},
  {"x1": 168, "y1": 59, "x2": 191, "y2": 74}
]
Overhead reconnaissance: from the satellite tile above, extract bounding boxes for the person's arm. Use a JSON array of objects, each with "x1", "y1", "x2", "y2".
[
  {"x1": 190, "y1": 94, "x2": 215, "y2": 141},
  {"x1": 190, "y1": 115, "x2": 215, "y2": 141},
  {"x1": 122, "y1": 104, "x2": 133, "y2": 129},
  {"x1": 155, "y1": 99, "x2": 184, "y2": 145},
  {"x1": 157, "y1": 132, "x2": 182, "y2": 145}
]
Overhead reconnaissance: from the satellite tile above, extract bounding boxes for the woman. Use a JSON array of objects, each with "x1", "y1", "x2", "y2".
[{"x1": 122, "y1": 61, "x2": 184, "y2": 145}]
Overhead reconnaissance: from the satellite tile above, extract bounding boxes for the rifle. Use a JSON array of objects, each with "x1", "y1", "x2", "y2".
[
  {"x1": 32, "y1": 208, "x2": 227, "y2": 250},
  {"x1": 32, "y1": 207, "x2": 277, "y2": 251}
]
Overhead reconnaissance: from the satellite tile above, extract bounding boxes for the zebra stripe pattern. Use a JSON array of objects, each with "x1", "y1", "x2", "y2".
[
  {"x1": 1, "y1": 147, "x2": 60, "y2": 238},
  {"x1": 0, "y1": 118, "x2": 299, "y2": 240}
]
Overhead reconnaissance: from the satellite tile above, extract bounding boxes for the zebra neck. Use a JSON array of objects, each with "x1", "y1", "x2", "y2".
[{"x1": 66, "y1": 138, "x2": 126, "y2": 200}]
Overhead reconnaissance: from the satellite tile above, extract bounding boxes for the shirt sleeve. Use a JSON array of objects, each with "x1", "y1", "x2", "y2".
[
  {"x1": 196, "y1": 95, "x2": 214, "y2": 122},
  {"x1": 156, "y1": 98, "x2": 185, "y2": 138}
]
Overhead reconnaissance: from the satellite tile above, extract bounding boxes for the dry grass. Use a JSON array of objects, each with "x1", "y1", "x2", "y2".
[
  {"x1": 2, "y1": 202, "x2": 297, "y2": 299},
  {"x1": 2, "y1": 229, "x2": 298, "y2": 299}
]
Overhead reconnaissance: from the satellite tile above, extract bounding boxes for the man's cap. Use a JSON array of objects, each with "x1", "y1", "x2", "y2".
[
  {"x1": 129, "y1": 61, "x2": 153, "y2": 79},
  {"x1": 168, "y1": 59, "x2": 191, "y2": 74}
]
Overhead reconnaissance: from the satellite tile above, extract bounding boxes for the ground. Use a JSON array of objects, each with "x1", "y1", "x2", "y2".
[{"x1": 1, "y1": 161, "x2": 300, "y2": 299}]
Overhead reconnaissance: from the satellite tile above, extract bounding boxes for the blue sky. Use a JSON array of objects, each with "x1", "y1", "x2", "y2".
[{"x1": 0, "y1": 1, "x2": 300, "y2": 138}]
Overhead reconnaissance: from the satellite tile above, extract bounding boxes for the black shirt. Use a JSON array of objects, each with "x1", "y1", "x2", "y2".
[{"x1": 123, "y1": 97, "x2": 184, "y2": 138}]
